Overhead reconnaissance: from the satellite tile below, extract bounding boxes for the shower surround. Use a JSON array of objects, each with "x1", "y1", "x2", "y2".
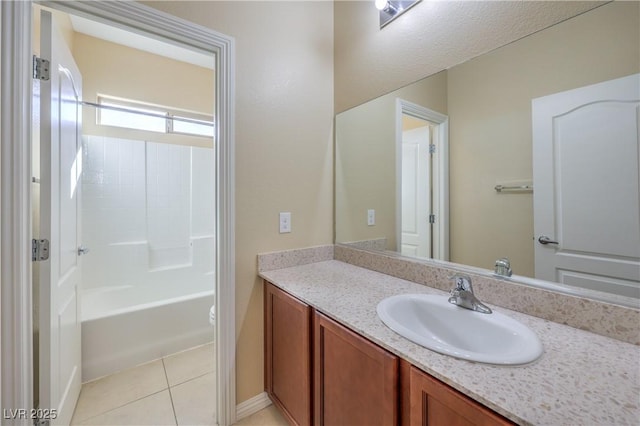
[{"x1": 80, "y1": 135, "x2": 215, "y2": 380}]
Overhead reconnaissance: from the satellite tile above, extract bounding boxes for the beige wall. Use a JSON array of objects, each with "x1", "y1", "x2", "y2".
[
  {"x1": 142, "y1": 1, "x2": 334, "y2": 403},
  {"x1": 335, "y1": 71, "x2": 447, "y2": 249},
  {"x1": 333, "y1": 1, "x2": 604, "y2": 113},
  {"x1": 73, "y1": 33, "x2": 214, "y2": 148},
  {"x1": 448, "y1": 1, "x2": 639, "y2": 276}
]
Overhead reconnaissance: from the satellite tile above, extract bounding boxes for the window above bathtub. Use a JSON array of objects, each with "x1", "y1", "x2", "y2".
[{"x1": 96, "y1": 95, "x2": 214, "y2": 138}]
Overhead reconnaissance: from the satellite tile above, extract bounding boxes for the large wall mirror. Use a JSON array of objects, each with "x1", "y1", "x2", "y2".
[{"x1": 335, "y1": 2, "x2": 640, "y2": 306}]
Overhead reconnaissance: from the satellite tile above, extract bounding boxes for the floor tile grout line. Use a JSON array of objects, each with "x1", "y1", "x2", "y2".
[
  {"x1": 162, "y1": 357, "x2": 180, "y2": 426},
  {"x1": 72, "y1": 360, "x2": 170, "y2": 424},
  {"x1": 168, "y1": 369, "x2": 216, "y2": 389},
  {"x1": 73, "y1": 388, "x2": 169, "y2": 424}
]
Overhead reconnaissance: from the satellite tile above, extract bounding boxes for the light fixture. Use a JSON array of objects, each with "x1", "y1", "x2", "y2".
[
  {"x1": 375, "y1": 0, "x2": 393, "y2": 11},
  {"x1": 375, "y1": 0, "x2": 421, "y2": 29}
]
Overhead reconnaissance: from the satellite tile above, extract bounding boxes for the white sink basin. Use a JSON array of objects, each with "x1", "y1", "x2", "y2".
[{"x1": 377, "y1": 293, "x2": 543, "y2": 365}]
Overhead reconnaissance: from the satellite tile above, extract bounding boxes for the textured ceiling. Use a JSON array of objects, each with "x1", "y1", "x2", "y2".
[{"x1": 334, "y1": 1, "x2": 607, "y2": 112}]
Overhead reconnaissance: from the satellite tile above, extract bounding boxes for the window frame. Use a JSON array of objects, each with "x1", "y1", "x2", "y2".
[{"x1": 96, "y1": 95, "x2": 214, "y2": 138}]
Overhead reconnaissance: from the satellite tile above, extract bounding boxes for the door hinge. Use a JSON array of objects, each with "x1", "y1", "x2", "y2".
[
  {"x1": 429, "y1": 144, "x2": 436, "y2": 154},
  {"x1": 32, "y1": 239, "x2": 50, "y2": 262},
  {"x1": 429, "y1": 214, "x2": 436, "y2": 224},
  {"x1": 33, "y1": 55, "x2": 50, "y2": 81}
]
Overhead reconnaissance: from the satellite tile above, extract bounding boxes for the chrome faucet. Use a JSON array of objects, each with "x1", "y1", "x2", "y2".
[
  {"x1": 448, "y1": 274, "x2": 492, "y2": 314},
  {"x1": 494, "y1": 257, "x2": 512, "y2": 277}
]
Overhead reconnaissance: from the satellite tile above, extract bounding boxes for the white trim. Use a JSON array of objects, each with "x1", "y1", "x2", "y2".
[
  {"x1": 1, "y1": 2, "x2": 236, "y2": 425},
  {"x1": 434, "y1": 110, "x2": 450, "y2": 261},
  {"x1": 395, "y1": 99, "x2": 449, "y2": 261},
  {"x1": 236, "y1": 392, "x2": 272, "y2": 421},
  {"x1": 1, "y1": 2, "x2": 34, "y2": 422}
]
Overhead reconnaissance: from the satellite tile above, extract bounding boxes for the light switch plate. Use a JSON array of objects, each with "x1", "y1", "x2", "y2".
[{"x1": 279, "y1": 212, "x2": 292, "y2": 233}]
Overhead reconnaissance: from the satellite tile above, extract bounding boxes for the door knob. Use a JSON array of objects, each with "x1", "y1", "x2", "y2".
[
  {"x1": 77, "y1": 245, "x2": 90, "y2": 256},
  {"x1": 538, "y1": 236, "x2": 559, "y2": 245}
]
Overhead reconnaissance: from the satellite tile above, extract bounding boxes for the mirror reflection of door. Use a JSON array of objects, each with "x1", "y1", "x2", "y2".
[
  {"x1": 396, "y1": 100, "x2": 449, "y2": 261},
  {"x1": 533, "y1": 73, "x2": 640, "y2": 298},
  {"x1": 400, "y1": 115, "x2": 433, "y2": 258}
]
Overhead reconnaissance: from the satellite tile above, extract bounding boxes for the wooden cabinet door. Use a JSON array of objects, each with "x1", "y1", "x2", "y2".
[
  {"x1": 314, "y1": 312, "x2": 398, "y2": 426},
  {"x1": 264, "y1": 281, "x2": 312, "y2": 426},
  {"x1": 406, "y1": 364, "x2": 513, "y2": 426}
]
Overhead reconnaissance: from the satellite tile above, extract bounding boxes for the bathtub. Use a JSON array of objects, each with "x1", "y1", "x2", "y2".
[{"x1": 81, "y1": 279, "x2": 215, "y2": 382}]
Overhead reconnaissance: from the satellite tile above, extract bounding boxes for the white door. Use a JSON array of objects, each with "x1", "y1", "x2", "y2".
[
  {"x1": 532, "y1": 74, "x2": 640, "y2": 298},
  {"x1": 401, "y1": 125, "x2": 431, "y2": 257},
  {"x1": 39, "y1": 10, "x2": 83, "y2": 424}
]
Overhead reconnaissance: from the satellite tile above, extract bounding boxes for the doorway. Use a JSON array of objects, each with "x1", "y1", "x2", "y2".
[
  {"x1": 400, "y1": 115, "x2": 434, "y2": 258},
  {"x1": 35, "y1": 6, "x2": 218, "y2": 423},
  {"x1": 396, "y1": 99, "x2": 449, "y2": 261},
  {"x1": 1, "y1": 2, "x2": 235, "y2": 425}
]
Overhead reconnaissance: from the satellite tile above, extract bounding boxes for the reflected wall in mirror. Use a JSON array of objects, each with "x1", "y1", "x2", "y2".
[{"x1": 335, "y1": 2, "x2": 640, "y2": 300}]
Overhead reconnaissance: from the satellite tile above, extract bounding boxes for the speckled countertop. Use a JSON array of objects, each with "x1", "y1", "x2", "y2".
[{"x1": 259, "y1": 260, "x2": 640, "y2": 426}]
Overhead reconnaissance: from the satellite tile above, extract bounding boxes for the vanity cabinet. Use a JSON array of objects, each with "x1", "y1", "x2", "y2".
[
  {"x1": 404, "y1": 364, "x2": 514, "y2": 426},
  {"x1": 314, "y1": 312, "x2": 398, "y2": 425},
  {"x1": 264, "y1": 281, "x2": 312, "y2": 426},
  {"x1": 264, "y1": 280, "x2": 513, "y2": 426}
]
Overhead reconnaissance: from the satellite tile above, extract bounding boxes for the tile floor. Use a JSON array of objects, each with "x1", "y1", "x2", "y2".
[{"x1": 71, "y1": 343, "x2": 287, "y2": 425}]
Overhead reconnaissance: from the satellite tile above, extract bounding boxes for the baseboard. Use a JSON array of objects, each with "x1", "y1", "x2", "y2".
[{"x1": 236, "y1": 392, "x2": 272, "y2": 420}]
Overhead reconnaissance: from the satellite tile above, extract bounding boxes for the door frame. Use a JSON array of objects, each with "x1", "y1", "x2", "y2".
[
  {"x1": 395, "y1": 99, "x2": 449, "y2": 261},
  {"x1": 0, "y1": 2, "x2": 237, "y2": 424}
]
